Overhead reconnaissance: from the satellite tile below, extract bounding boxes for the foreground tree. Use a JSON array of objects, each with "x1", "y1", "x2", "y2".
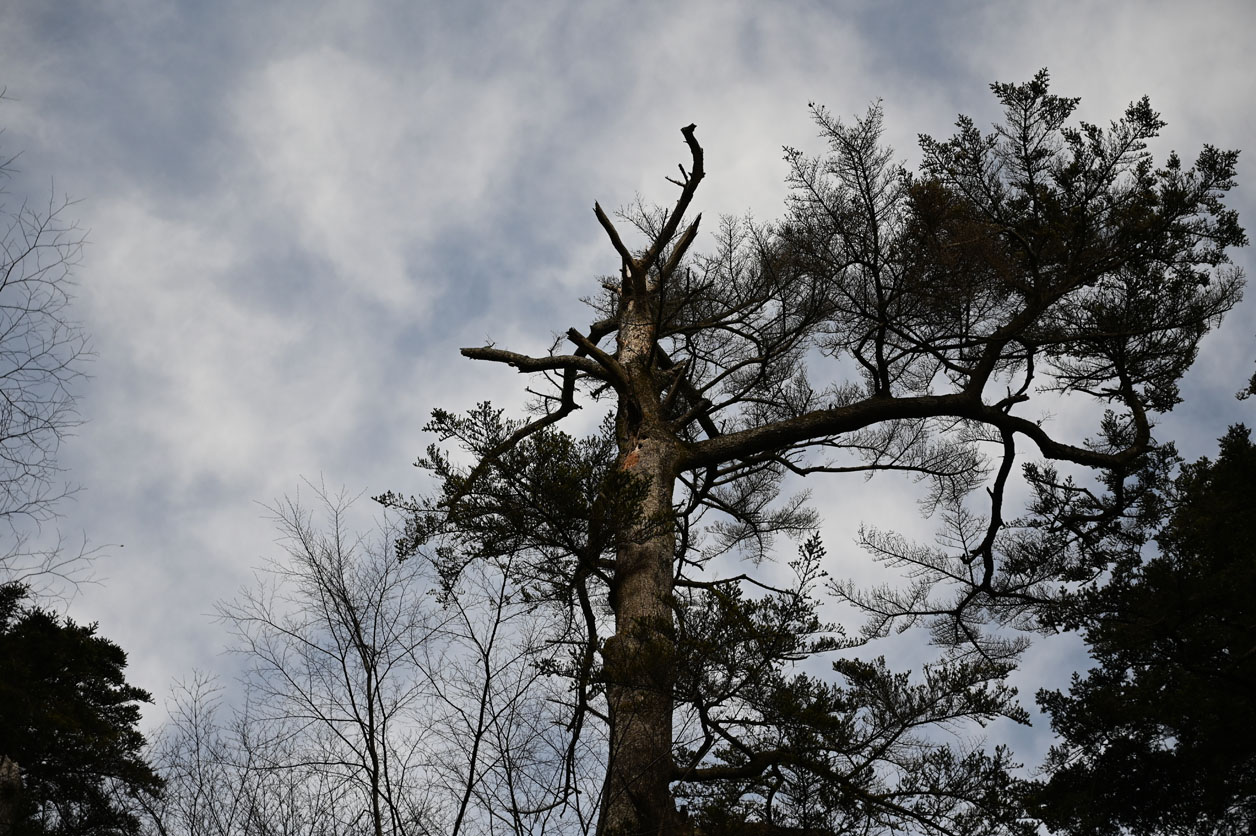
[
  {"x1": 383, "y1": 71, "x2": 1245, "y2": 834},
  {"x1": 0, "y1": 583, "x2": 162, "y2": 835},
  {"x1": 1029, "y1": 425, "x2": 1256, "y2": 836}
]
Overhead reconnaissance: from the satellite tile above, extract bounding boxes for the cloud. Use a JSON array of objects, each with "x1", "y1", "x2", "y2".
[
  {"x1": 0, "y1": 2, "x2": 1252, "y2": 760},
  {"x1": 233, "y1": 45, "x2": 511, "y2": 313}
]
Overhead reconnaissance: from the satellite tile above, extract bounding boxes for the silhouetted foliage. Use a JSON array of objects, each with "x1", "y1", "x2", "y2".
[
  {"x1": 0, "y1": 583, "x2": 162, "y2": 835},
  {"x1": 1030, "y1": 425, "x2": 1256, "y2": 836}
]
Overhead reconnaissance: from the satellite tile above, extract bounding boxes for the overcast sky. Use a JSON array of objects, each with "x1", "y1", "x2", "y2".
[{"x1": 1, "y1": 0, "x2": 1253, "y2": 763}]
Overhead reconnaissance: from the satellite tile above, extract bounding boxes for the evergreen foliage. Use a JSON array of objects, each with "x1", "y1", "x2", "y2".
[
  {"x1": 382, "y1": 71, "x2": 1245, "y2": 835},
  {"x1": 0, "y1": 584, "x2": 162, "y2": 835},
  {"x1": 1031, "y1": 426, "x2": 1256, "y2": 836},
  {"x1": 371, "y1": 69, "x2": 1245, "y2": 833}
]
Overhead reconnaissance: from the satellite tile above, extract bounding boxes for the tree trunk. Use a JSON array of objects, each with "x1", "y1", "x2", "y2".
[
  {"x1": 599, "y1": 297, "x2": 685, "y2": 836},
  {"x1": 0, "y1": 755, "x2": 20, "y2": 836}
]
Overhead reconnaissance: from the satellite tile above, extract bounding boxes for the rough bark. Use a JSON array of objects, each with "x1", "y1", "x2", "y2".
[
  {"x1": 595, "y1": 126, "x2": 705, "y2": 836},
  {"x1": 0, "y1": 756, "x2": 18, "y2": 836},
  {"x1": 599, "y1": 299, "x2": 684, "y2": 835}
]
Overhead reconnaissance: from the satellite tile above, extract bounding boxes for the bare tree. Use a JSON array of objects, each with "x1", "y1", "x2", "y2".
[
  {"x1": 212, "y1": 486, "x2": 444, "y2": 836},
  {"x1": 418, "y1": 553, "x2": 602, "y2": 836},
  {"x1": 382, "y1": 72, "x2": 1245, "y2": 835},
  {"x1": 142, "y1": 673, "x2": 356, "y2": 836},
  {"x1": 150, "y1": 485, "x2": 585, "y2": 836},
  {"x1": 0, "y1": 113, "x2": 93, "y2": 601}
]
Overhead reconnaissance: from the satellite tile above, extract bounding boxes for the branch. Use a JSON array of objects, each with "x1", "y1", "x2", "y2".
[
  {"x1": 659, "y1": 215, "x2": 702, "y2": 281},
  {"x1": 449, "y1": 318, "x2": 623, "y2": 512},
  {"x1": 682, "y1": 392, "x2": 1149, "y2": 473},
  {"x1": 638, "y1": 124, "x2": 705, "y2": 279},
  {"x1": 565, "y1": 327, "x2": 629, "y2": 391},
  {"x1": 654, "y1": 345, "x2": 721, "y2": 439},
  {"x1": 679, "y1": 753, "x2": 959, "y2": 836},
  {"x1": 592, "y1": 202, "x2": 638, "y2": 276},
  {"x1": 966, "y1": 426, "x2": 1016, "y2": 576},
  {"x1": 460, "y1": 346, "x2": 608, "y2": 380},
  {"x1": 443, "y1": 355, "x2": 584, "y2": 511}
]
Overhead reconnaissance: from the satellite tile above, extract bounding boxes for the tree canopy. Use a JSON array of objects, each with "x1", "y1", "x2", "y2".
[
  {"x1": 1030, "y1": 425, "x2": 1256, "y2": 836},
  {"x1": 0, "y1": 583, "x2": 162, "y2": 835},
  {"x1": 0, "y1": 104, "x2": 155, "y2": 836},
  {"x1": 378, "y1": 69, "x2": 1246, "y2": 835}
]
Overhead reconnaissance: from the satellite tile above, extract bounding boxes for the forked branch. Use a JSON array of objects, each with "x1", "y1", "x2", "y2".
[{"x1": 592, "y1": 124, "x2": 707, "y2": 297}]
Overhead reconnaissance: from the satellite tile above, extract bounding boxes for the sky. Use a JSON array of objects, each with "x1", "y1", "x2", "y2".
[{"x1": 1, "y1": 0, "x2": 1253, "y2": 768}]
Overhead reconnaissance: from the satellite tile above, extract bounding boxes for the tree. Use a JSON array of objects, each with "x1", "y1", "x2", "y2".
[
  {"x1": 0, "y1": 104, "x2": 124, "y2": 836},
  {"x1": 180, "y1": 485, "x2": 571, "y2": 836},
  {"x1": 0, "y1": 582, "x2": 163, "y2": 835},
  {"x1": 414, "y1": 539, "x2": 599, "y2": 836},
  {"x1": 0, "y1": 115, "x2": 93, "y2": 600},
  {"x1": 381, "y1": 71, "x2": 1245, "y2": 835},
  {"x1": 140, "y1": 673, "x2": 362, "y2": 836},
  {"x1": 212, "y1": 488, "x2": 443, "y2": 836},
  {"x1": 1029, "y1": 425, "x2": 1256, "y2": 836}
]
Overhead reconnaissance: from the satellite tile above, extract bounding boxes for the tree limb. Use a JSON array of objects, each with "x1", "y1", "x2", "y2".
[{"x1": 461, "y1": 346, "x2": 608, "y2": 381}]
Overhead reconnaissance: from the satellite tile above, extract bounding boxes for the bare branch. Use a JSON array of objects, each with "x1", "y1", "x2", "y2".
[
  {"x1": 565, "y1": 327, "x2": 629, "y2": 390},
  {"x1": 593, "y1": 201, "x2": 636, "y2": 290},
  {"x1": 637, "y1": 124, "x2": 705, "y2": 279},
  {"x1": 460, "y1": 345, "x2": 608, "y2": 381}
]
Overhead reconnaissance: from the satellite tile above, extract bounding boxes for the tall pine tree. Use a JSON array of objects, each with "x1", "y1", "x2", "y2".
[{"x1": 384, "y1": 72, "x2": 1246, "y2": 835}]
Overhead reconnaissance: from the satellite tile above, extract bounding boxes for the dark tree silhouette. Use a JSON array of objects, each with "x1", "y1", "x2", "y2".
[
  {"x1": 1030, "y1": 425, "x2": 1256, "y2": 836},
  {"x1": 0, "y1": 583, "x2": 162, "y2": 835},
  {"x1": 382, "y1": 71, "x2": 1245, "y2": 835}
]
